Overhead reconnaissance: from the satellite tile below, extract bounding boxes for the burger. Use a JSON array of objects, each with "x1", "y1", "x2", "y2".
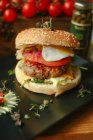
[{"x1": 15, "y1": 28, "x2": 81, "y2": 96}]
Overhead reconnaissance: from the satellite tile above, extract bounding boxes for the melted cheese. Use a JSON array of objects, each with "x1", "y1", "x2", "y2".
[
  {"x1": 45, "y1": 76, "x2": 72, "y2": 87},
  {"x1": 42, "y1": 46, "x2": 74, "y2": 62}
]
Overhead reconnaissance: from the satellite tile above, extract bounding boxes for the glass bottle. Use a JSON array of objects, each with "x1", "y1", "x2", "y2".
[{"x1": 70, "y1": 0, "x2": 93, "y2": 58}]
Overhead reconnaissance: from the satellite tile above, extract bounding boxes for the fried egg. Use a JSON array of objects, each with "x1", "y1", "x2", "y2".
[{"x1": 42, "y1": 46, "x2": 74, "y2": 62}]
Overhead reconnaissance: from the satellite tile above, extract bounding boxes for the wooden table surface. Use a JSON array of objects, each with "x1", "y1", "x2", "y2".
[{"x1": 0, "y1": 16, "x2": 93, "y2": 140}]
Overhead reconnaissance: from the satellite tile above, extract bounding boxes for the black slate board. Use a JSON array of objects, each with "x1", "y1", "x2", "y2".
[{"x1": 0, "y1": 55, "x2": 93, "y2": 140}]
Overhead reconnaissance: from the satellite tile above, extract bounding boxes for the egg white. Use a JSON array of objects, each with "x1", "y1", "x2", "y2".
[{"x1": 42, "y1": 46, "x2": 74, "y2": 62}]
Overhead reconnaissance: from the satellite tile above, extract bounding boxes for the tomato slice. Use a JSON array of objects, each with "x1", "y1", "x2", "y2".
[{"x1": 23, "y1": 51, "x2": 72, "y2": 67}]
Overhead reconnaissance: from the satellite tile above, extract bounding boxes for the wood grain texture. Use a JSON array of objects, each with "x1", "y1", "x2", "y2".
[{"x1": 36, "y1": 102, "x2": 93, "y2": 140}]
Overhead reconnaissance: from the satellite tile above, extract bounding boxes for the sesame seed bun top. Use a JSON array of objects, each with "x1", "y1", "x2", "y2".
[{"x1": 15, "y1": 28, "x2": 80, "y2": 49}]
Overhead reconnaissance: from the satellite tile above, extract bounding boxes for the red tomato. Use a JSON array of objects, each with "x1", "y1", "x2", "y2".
[
  {"x1": 0, "y1": 0, "x2": 8, "y2": 10},
  {"x1": 3, "y1": 9, "x2": 16, "y2": 22},
  {"x1": 36, "y1": 1, "x2": 47, "y2": 12},
  {"x1": 53, "y1": 0, "x2": 60, "y2": 3},
  {"x1": 36, "y1": 0, "x2": 50, "y2": 12},
  {"x1": 61, "y1": 0, "x2": 74, "y2": 16},
  {"x1": 27, "y1": 0, "x2": 36, "y2": 5},
  {"x1": 22, "y1": 3, "x2": 36, "y2": 18},
  {"x1": 44, "y1": 0, "x2": 51, "y2": 4},
  {"x1": 48, "y1": 3, "x2": 61, "y2": 17},
  {"x1": 10, "y1": 0, "x2": 22, "y2": 11},
  {"x1": 23, "y1": 51, "x2": 72, "y2": 67},
  {"x1": 0, "y1": 92, "x2": 4, "y2": 103}
]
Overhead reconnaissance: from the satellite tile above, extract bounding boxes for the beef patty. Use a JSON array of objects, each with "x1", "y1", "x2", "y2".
[{"x1": 20, "y1": 61, "x2": 68, "y2": 80}]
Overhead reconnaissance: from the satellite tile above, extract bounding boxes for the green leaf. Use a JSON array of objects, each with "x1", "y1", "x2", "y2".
[
  {"x1": 32, "y1": 78, "x2": 44, "y2": 84},
  {"x1": 8, "y1": 69, "x2": 15, "y2": 76}
]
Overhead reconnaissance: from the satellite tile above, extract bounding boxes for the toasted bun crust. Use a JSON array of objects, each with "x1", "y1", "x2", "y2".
[
  {"x1": 15, "y1": 28, "x2": 80, "y2": 49},
  {"x1": 15, "y1": 60, "x2": 81, "y2": 96}
]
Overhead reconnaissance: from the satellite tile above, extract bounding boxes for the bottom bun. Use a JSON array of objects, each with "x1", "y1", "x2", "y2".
[{"x1": 15, "y1": 60, "x2": 81, "y2": 96}]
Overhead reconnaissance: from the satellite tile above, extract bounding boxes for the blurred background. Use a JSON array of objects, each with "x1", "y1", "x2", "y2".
[{"x1": 0, "y1": 0, "x2": 93, "y2": 60}]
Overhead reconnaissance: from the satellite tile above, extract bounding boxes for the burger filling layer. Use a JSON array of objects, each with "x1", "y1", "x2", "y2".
[
  {"x1": 20, "y1": 61, "x2": 69, "y2": 80},
  {"x1": 18, "y1": 46, "x2": 74, "y2": 81}
]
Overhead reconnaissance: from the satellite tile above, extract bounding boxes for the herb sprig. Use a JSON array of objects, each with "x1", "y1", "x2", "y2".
[
  {"x1": 11, "y1": 110, "x2": 23, "y2": 126},
  {"x1": 0, "y1": 80, "x2": 8, "y2": 92},
  {"x1": 79, "y1": 66, "x2": 88, "y2": 71},
  {"x1": 36, "y1": 18, "x2": 54, "y2": 30},
  {"x1": 74, "y1": 65, "x2": 88, "y2": 71},
  {"x1": 8, "y1": 69, "x2": 15, "y2": 76},
  {"x1": 77, "y1": 85, "x2": 92, "y2": 98},
  {"x1": 29, "y1": 99, "x2": 53, "y2": 117}
]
